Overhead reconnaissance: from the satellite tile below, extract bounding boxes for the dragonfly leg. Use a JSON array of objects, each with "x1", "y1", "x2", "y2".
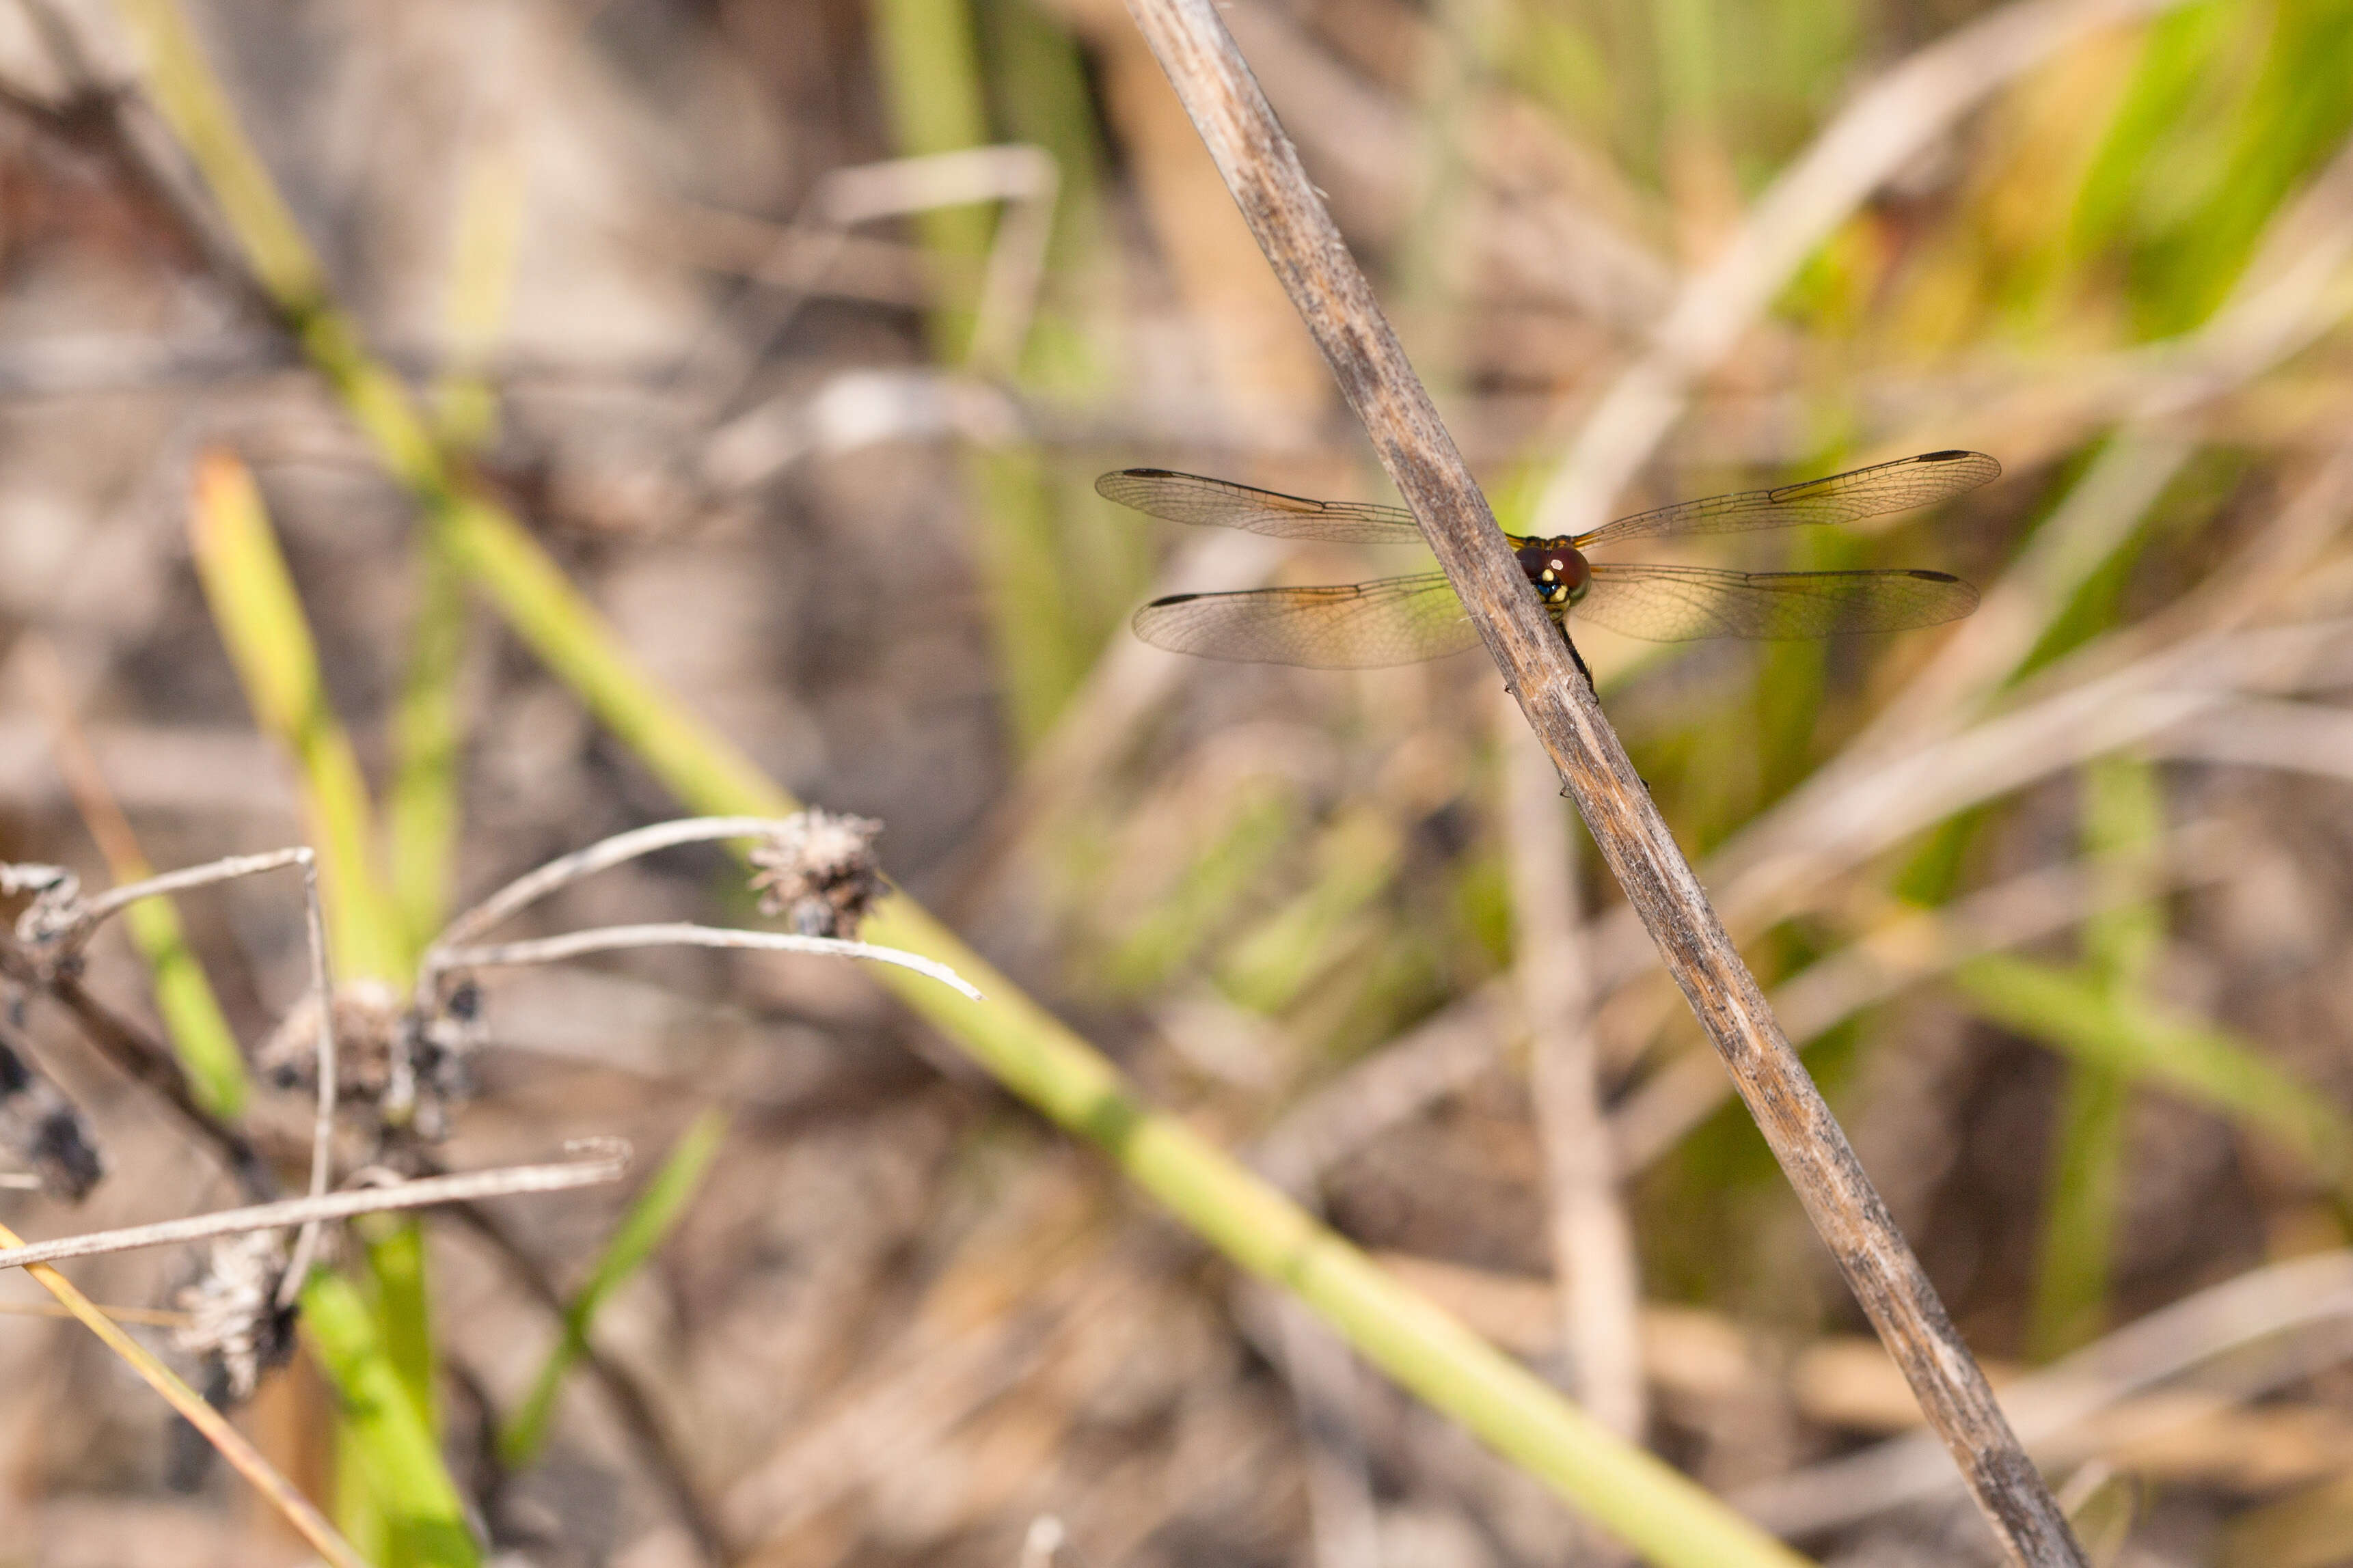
[{"x1": 1561, "y1": 626, "x2": 1593, "y2": 687}]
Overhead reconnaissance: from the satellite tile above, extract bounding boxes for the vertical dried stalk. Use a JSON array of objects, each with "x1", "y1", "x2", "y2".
[
  {"x1": 1115, "y1": 0, "x2": 2087, "y2": 1562},
  {"x1": 1501, "y1": 716, "x2": 1645, "y2": 1446}
]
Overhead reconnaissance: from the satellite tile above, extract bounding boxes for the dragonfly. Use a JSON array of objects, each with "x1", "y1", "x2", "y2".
[{"x1": 1098, "y1": 450, "x2": 1997, "y2": 669}]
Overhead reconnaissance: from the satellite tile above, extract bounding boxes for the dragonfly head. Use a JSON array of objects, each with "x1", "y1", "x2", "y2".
[{"x1": 1514, "y1": 539, "x2": 1591, "y2": 609}]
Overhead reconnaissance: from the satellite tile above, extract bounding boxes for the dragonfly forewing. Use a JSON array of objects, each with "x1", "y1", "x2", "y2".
[
  {"x1": 1573, "y1": 450, "x2": 2000, "y2": 549},
  {"x1": 1096, "y1": 469, "x2": 1427, "y2": 545},
  {"x1": 1577, "y1": 564, "x2": 1981, "y2": 642},
  {"x1": 1132, "y1": 575, "x2": 1480, "y2": 668}
]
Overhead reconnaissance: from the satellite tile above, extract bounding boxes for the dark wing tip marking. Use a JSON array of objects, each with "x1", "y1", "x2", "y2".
[
  {"x1": 1913, "y1": 448, "x2": 2002, "y2": 482},
  {"x1": 1145, "y1": 592, "x2": 1202, "y2": 605}
]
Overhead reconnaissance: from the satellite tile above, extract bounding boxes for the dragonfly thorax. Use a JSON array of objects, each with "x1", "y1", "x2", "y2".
[{"x1": 1514, "y1": 540, "x2": 1592, "y2": 609}]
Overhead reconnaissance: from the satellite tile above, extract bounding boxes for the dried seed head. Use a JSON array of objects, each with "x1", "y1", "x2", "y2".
[
  {"x1": 255, "y1": 978, "x2": 474, "y2": 1144},
  {"x1": 256, "y1": 978, "x2": 402, "y2": 1103},
  {"x1": 1, "y1": 863, "x2": 87, "y2": 974},
  {"x1": 0, "y1": 1034, "x2": 101, "y2": 1199},
  {"x1": 173, "y1": 1230, "x2": 293, "y2": 1402},
  {"x1": 748, "y1": 810, "x2": 886, "y2": 938}
]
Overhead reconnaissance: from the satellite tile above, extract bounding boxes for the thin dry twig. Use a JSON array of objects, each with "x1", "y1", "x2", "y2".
[
  {"x1": 1500, "y1": 711, "x2": 1644, "y2": 1450},
  {"x1": 1735, "y1": 1250, "x2": 2353, "y2": 1534},
  {"x1": 432, "y1": 815, "x2": 795, "y2": 954},
  {"x1": 423, "y1": 814, "x2": 978, "y2": 998},
  {"x1": 0, "y1": 1140, "x2": 629, "y2": 1271},
  {"x1": 1117, "y1": 0, "x2": 2086, "y2": 1559},
  {"x1": 0, "y1": 1295, "x2": 191, "y2": 1325},
  {"x1": 428, "y1": 922, "x2": 982, "y2": 1000}
]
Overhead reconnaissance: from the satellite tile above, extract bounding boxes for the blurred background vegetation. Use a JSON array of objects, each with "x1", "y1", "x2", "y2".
[{"x1": 3, "y1": 0, "x2": 2353, "y2": 1563}]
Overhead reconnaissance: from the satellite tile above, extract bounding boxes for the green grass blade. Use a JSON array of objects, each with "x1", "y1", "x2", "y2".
[
  {"x1": 185, "y1": 450, "x2": 404, "y2": 984},
  {"x1": 869, "y1": 0, "x2": 995, "y2": 346},
  {"x1": 431, "y1": 120, "x2": 526, "y2": 448},
  {"x1": 184, "y1": 448, "x2": 452, "y2": 1554},
  {"x1": 122, "y1": 896, "x2": 248, "y2": 1118},
  {"x1": 1955, "y1": 954, "x2": 2353, "y2": 1180},
  {"x1": 499, "y1": 1109, "x2": 730, "y2": 1470},
  {"x1": 388, "y1": 541, "x2": 468, "y2": 957},
  {"x1": 303, "y1": 1271, "x2": 480, "y2": 1568},
  {"x1": 385, "y1": 105, "x2": 526, "y2": 954},
  {"x1": 366, "y1": 1220, "x2": 439, "y2": 1433},
  {"x1": 1106, "y1": 780, "x2": 1299, "y2": 993},
  {"x1": 2028, "y1": 1059, "x2": 2130, "y2": 1360},
  {"x1": 2028, "y1": 754, "x2": 2170, "y2": 1360}
]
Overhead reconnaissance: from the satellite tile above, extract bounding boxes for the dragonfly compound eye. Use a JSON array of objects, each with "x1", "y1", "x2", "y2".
[{"x1": 1516, "y1": 541, "x2": 1592, "y2": 605}]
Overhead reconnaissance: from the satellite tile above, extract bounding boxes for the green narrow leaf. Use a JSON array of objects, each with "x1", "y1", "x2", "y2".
[
  {"x1": 122, "y1": 892, "x2": 249, "y2": 1118},
  {"x1": 367, "y1": 1221, "x2": 439, "y2": 1433},
  {"x1": 2028, "y1": 754, "x2": 2167, "y2": 1359},
  {"x1": 388, "y1": 541, "x2": 468, "y2": 957},
  {"x1": 1957, "y1": 953, "x2": 2353, "y2": 1181},
  {"x1": 500, "y1": 1110, "x2": 730, "y2": 1470},
  {"x1": 2029, "y1": 1060, "x2": 2130, "y2": 1359},
  {"x1": 186, "y1": 450, "x2": 404, "y2": 984},
  {"x1": 1217, "y1": 810, "x2": 1403, "y2": 1014},
  {"x1": 1106, "y1": 780, "x2": 1300, "y2": 992},
  {"x1": 303, "y1": 1271, "x2": 480, "y2": 1568},
  {"x1": 869, "y1": 0, "x2": 995, "y2": 348}
]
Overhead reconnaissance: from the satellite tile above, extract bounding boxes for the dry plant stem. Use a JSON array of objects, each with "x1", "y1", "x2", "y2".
[
  {"x1": 429, "y1": 923, "x2": 982, "y2": 1000},
  {"x1": 0, "y1": 1297, "x2": 190, "y2": 1325},
  {"x1": 1117, "y1": 0, "x2": 2085, "y2": 1562},
  {"x1": 66, "y1": 847, "x2": 310, "y2": 943},
  {"x1": 1501, "y1": 714, "x2": 1644, "y2": 1446},
  {"x1": 1737, "y1": 1250, "x2": 2353, "y2": 1534},
  {"x1": 0, "y1": 1143, "x2": 629, "y2": 1271},
  {"x1": 431, "y1": 814, "x2": 793, "y2": 953},
  {"x1": 0, "y1": 1215, "x2": 367, "y2": 1568},
  {"x1": 45, "y1": 844, "x2": 334, "y2": 1271}
]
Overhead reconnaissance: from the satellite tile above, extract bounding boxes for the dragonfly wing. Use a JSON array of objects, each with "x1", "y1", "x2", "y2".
[
  {"x1": 1132, "y1": 575, "x2": 1480, "y2": 668},
  {"x1": 1575, "y1": 450, "x2": 2000, "y2": 549},
  {"x1": 1096, "y1": 469, "x2": 1428, "y2": 545},
  {"x1": 1577, "y1": 563, "x2": 1980, "y2": 642}
]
